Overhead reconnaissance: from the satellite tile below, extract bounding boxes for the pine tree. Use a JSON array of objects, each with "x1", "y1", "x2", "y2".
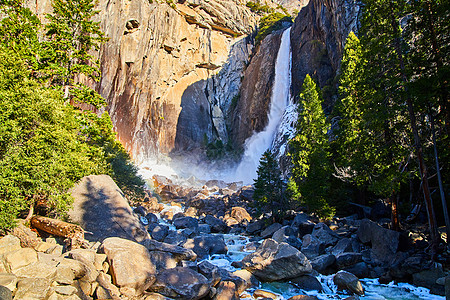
[
  {"x1": 253, "y1": 150, "x2": 286, "y2": 222},
  {"x1": 289, "y1": 75, "x2": 334, "y2": 219},
  {"x1": 44, "y1": 0, "x2": 107, "y2": 106}
]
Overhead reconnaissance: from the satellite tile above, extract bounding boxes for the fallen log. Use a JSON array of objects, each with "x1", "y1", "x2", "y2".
[{"x1": 30, "y1": 215, "x2": 87, "y2": 249}]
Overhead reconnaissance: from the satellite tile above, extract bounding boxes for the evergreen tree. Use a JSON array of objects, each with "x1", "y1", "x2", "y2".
[
  {"x1": 289, "y1": 75, "x2": 334, "y2": 219},
  {"x1": 253, "y1": 150, "x2": 286, "y2": 222},
  {"x1": 44, "y1": 0, "x2": 107, "y2": 106}
]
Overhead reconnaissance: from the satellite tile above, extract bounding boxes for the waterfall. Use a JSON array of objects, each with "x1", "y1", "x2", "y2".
[{"x1": 233, "y1": 27, "x2": 292, "y2": 184}]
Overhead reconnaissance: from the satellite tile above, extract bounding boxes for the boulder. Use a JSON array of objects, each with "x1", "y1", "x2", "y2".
[
  {"x1": 0, "y1": 286, "x2": 12, "y2": 300},
  {"x1": 198, "y1": 224, "x2": 212, "y2": 233},
  {"x1": 333, "y1": 271, "x2": 364, "y2": 296},
  {"x1": 213, "y1": 281, "x2": 239, "y2": 300},
  {"x1": 69, "y1": 175, "x2": 150, "y2": 242},
  {"x1": 150, "y1": 267, "x2": 210, "y2": 299},
  {"x1": 311, "y1": 223, "x2": 339, "y2": 247},
  {"x1": 246, "y1": 220, "x2": 265, "y2": 234},
  {"x1": 232, "y1": 269, "x2": 259, "y2": 291},
  {"x1": 335, "y1": 252, "x2": 363, "y2": 269},
  {"x1": 0, "y1": 273, "x2": 17, "y2": 293},
  {"x1": 287, "y1": 296, "x2": 319, "y2": 300},
  {"x1": 253, "y1": 289, "x2": 278, "y2": 299},
  {"x1": 183, "y1": 235, "x2": 227, "y2": 259},
  {"x1": 301, "y1": 234, "x2": 325, "y2": 259},
  {"x1": 238, "y1": 186, "x2": 254, "y2": 201},
  {"x1": 310, "y1": 254, "x2": 336, "y2": 273},
  {"x1": 0, "y1": 235, "x2": 21, "y2": 256},
  {"x1": 331, "y1": 238, "x2": 353, "y2": 256},
  {"x1": 231, "y1": 207, "x2": 252, "y2": 223},
  {"x1": 149, "y1": 224, "x2": 170, "y2": 242},
  {"x1": 344, "y1": 262, "x2": 370, "y2": 278},
  {"x1": 14, "y1": 278, "x2": 52, "y2": 299},
  {"x1": 149, "y1": 251, "x2": 178, "y2": 271},
  {"x1": 4, "y1": 248, "x2": 38, "y2": 273},
  {"x1": 356, "y1": 219, "x2": 400, "y2": 263},
  {"x1": 240, "y1": 239, "x2": 312, "y2": 281},
  {"x1": 173, "y1": 217, "x2": 199, "y2": 230},
  {"x1": 412, "y1": 263, "x2": 445, "y2": 296},
  {"x1": 11, "y1": 222, "x2": 41, "y2": 248},
  {"x1": 197, "y1": 261, "x2": 246, "y2": 292},
  {"x1": 145, "y1": 213, "x2": 159, "y2": 224},
  {"x1": 204, "y1": 215, "x2": 228, "y2": 233},
  {"x1": 143, "y1": 239, "x2": 197, "y2": 261},
  {"x1": 14, "y1": 262, "x2": 58, "y2": 280},
  {"x1": 292, "y1": 213, "x2": 315, "y2": 237},
  {"x1": 272, "y1": 226, "x2": 302, "y2": 249},
  {"x1": 100, "y1": 237, "x2": 156, "y2": 292},
  {"x1": 290, "y1": 275, "x2": 323, "y2": 291},
  {"x1": 164, "y1": 230, "x2": 188, "y2": 245},
  {"x1": 261, "y1": 223, "x2": 283, "y2": 238}
]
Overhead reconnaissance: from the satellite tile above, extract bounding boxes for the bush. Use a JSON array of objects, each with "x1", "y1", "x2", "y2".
[{"x1": 255, "y1": 13, "x2": 292, "y2": 44}]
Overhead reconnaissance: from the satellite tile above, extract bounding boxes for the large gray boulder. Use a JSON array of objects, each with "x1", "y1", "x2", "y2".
[
  {"x1": 333, "y1": 271, "x2": 364, "y2": 296},
  {"x1": 69, "y1": 175, "x2": 150, "y2": 243},
  {"x1": 183, "y1": 235, "x2": 228, "y2": 259},
  {"x1": 150, "y1": 267, "x2": 210, "y2": 299},
  {"x1": 240, "y1": 239, "x2": 312, "y2": 281},
  {"x1": 311, "y1": 223, "x2": 339, "y2": 247},
  {"x1": 100, "y1": 237, "x2": 156, "y2": 292},
  {"x1": 356, "y1": 219, "x2": 400, "y2": 263}
]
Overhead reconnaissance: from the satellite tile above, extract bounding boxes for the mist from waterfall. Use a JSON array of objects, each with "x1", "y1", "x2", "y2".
[{"x1": 233, "y1": 27, "x2": 292, "y2": 184}]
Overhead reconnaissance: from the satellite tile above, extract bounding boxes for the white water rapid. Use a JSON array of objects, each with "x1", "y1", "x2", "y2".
[{"x1": 233, "y1": 27, "x2": 292, "y2": 184}]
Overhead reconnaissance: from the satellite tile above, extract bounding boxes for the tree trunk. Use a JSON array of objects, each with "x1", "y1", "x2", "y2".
[
  {"x1": 389, "y1": 7, "x2": 439, "y2": 255},
  {"x1": 30, "y1": 215, "x2": 86, "y2": 249},
  {"x1": 391, "y1": 193, "x2": 400, "y2": 231}
]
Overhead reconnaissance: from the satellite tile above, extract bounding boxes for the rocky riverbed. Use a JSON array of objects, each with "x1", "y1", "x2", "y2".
[{"x1": 0, "y1": 174, "x2": 448, "y2": 299}]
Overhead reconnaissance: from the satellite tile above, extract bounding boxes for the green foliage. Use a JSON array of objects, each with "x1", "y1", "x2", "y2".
[
  {"x1": 0, "y1": 0, "x2": 144, "y2": 232},
  {"x1": 289, "y1": 75, "x2": 335, "y2": 219},
  {"x1": 44, "y1": 0, "x2": 108, "y2": 94},
  {"x1": 255, "y1": 13, "x2": 292, "y2": 44},
  {"x1": 246, "y1": 1, "x2": 274, "y2": 14},
  {"x1": 0, "y1": 47, "x2": 105, "y2": 231},
  {"x1": 253, "y1": 150, "x2": 287, "y2": 222}
]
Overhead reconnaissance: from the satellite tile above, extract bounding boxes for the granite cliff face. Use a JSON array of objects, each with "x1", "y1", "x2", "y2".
[{"x1": 290, "y1": 0, "x2": 360, "y2": 106}]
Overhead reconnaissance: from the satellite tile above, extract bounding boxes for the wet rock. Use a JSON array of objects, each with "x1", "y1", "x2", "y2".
[
  {"x1": 301, "y1": 234, "x2": 325, "y2": 259},
  {"x1": 198, "y1": 224, "x2": 212, "y2": 233},
  {"x1": 100, "y1": 237, "x2": 156, "y2": 291},
  {"x1": 311, "y1": 223, "x2": 339, "y2": 247},
  {"x1": 0, "y1": 286, "x2": 12, "y2": 300},
  {"x1": 232, "y1": 269, "x2": 259, "y2": 291},
  {"x1": 333, "y1": 271, "x2": 364, "y2": 296},
  {"x1": 197, "y1": 261, "x2": 246, "y2": 292},
  {"x1": 290, "y1": 275, "x2": 323, "y2": 291},
  {"x1": 149, "y1": 224, "x2": 170, "y2": 242},
  {"x1": 204, "y1": 215, "x2": 228, "y2": 233},
  {"x1": 238, "y1": 186, "x2": 254, "y2": 201},
  {"x1": 253, "y1": 289, "x2": 278, "y2": 299},
  {"x1": 213, "y1": 281, "x2": 239, "y2": 300},
  {"x1": 173, "y1": 216, "x2": 199, "y2": 230},
  {"x1": 231, "y1": 207, "x2": 252, "y2": 223},
  {"x1": 134, "y1": 206, "x2": 148, "y2": 217},
  {"x1": 310, "y1": 254, "x2": 336, "y2": 273},
  {"x1": 335, "y1": 252, "x2": 363, "y2": 269},
  {"x1": 150, "y1": 267, "x2": 210, "y2": 299},
  {"x1": 261, "y1": 223, "x2": 283, "y2": 238},
  {"x1": 183, "y1": 235, "x2": 228, "y2": 259},
  {"x1": 145, "y1": 213, "x2": 159, "y2": 224},
  {"x1": 241, "y1": 239, "x2": 312, "y2": 281},
  {"x1": 69, "y1": 175, "x2": 150, "y2": 242},
  {"x1": 356, "y1": 219, "x2": 400, "y2": 263}
]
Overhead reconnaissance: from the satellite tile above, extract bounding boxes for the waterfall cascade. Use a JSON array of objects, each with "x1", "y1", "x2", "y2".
[{"x1": 233, "y1": 27, "x2": 292, "y2": 184}]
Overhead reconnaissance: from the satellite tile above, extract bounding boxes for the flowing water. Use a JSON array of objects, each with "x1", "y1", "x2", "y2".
[{"x1": 233, "y1": 27, "x2": 292, "y2": 184}]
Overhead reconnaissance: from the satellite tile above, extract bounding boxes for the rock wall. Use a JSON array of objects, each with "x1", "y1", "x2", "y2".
[
  {"x1": 229, "y1": 30, "x2": 284, "y2": 148},
  {"x1": 290, "y1": 0, "x2": 360, "y2": 105},
  {"x1": 94, "y1": 0, "x2": 260, "y2": 161}
]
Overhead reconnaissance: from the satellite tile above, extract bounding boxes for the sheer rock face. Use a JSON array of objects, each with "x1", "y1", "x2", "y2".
[
  {"x1": 290, "y1": 0, "x2": 360, "y2": 104},
  {"x1": 95, "y1": 0, "x2": 259, "y2": 159}
]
